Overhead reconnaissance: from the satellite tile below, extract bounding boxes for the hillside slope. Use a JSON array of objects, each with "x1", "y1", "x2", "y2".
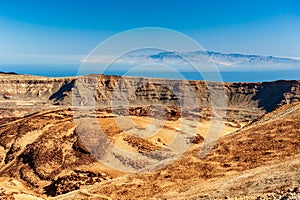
[
  {"x1": 0, "y1": 103, "x2": 298, "y2": 199},
  {"x1": 54, "y1": 102, "x2": 300, "y2": 199}
]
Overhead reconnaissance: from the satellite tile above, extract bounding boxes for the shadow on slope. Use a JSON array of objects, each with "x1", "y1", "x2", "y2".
[
  {"x1": 253, "y1": 80, "x2": 297, "y2": 112},
  {"x1": 49, "y1": 79, "x2": 75, "y2": 102}
]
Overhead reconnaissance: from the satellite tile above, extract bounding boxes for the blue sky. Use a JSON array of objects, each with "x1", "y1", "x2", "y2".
[{"x1": 0, "y1": 0, "x2": 300, "y2": 65}]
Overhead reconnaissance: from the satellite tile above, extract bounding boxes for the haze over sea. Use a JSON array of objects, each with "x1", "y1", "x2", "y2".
[{"x1": 1, "y1": 63, "x2": 300, "y2": 82}]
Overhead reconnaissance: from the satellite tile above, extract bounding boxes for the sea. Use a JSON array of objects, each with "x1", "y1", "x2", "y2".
[{"x1": 1, "y1": 63, "x2": 300, "y2": 83}]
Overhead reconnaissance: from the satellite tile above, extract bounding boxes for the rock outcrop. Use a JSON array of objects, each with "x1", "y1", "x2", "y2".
[{"x1": 0, "y1": 73, "x2": 300, "y2": 120}]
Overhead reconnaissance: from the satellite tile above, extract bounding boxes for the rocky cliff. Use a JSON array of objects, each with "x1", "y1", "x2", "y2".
[{"x1": 0, "y1": 73, "x2": 299, "y2": 119}]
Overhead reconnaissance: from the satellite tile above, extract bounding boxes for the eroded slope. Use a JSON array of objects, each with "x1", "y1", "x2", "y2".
[{"x1": 54, "y1": 102, "x2": 300, "y2": 199}]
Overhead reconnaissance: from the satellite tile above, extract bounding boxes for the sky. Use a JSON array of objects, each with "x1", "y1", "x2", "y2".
[{"x1": 0, "y1": 0, "x2": 300, "y2": 66}]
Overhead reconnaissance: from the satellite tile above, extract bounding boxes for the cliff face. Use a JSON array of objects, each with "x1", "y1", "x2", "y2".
[
  {"x1": 0, "y1": 75, "x2": 74, "y2": 105},
  {"x1": 0, "y1": 74, "x2": 299, "y2": 117},
  {"x1": 225, "y1": 80, "x2": 300, "y2": 112}
]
